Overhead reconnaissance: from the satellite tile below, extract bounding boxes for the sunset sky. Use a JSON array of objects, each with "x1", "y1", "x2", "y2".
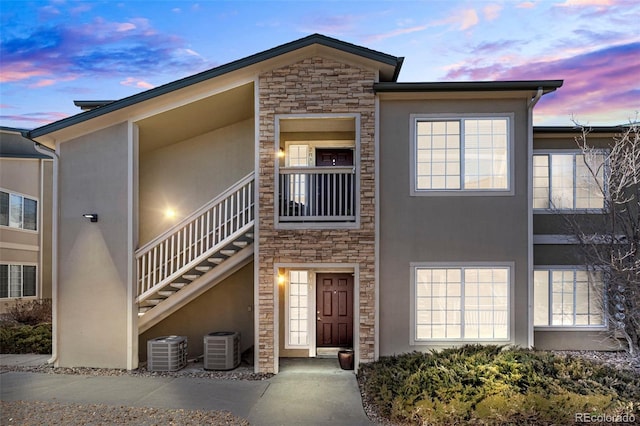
[{"x1": 1, "y1": 0, "x2": 638, "y2": 130}]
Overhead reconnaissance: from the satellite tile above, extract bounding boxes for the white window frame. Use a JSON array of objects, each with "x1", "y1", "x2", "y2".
[
  {"x1": 0, "y1": 189, "x2": 38, "y2": 232},
  {"x1": 410, "y1": 262, "x2": 513, "y2": 344},
  {"x1": 285, "y1": 270, "x2": 312, "y2": 349},
  {"x1": 533, "y1": 150, "x2": 607, "y2": 213},
  {"x1": 0, "y1": 263, "x2": 38, "y2": 299},
  {"x1": 410, "y1": 114, "x2": 514, "y2": 196},
  {"x1": 533, "y1": 266, "x2": 606, "y2": 330}
]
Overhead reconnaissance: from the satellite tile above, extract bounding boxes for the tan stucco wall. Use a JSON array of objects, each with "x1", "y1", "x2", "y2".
[
  {"x1": 257, "y1": 56, "x2": 378, "y2": 373},
  {"x1": 57, "y1": 122, "x2": 131, "y2": 368},
  {"x1": 138, "y1": 118, "x2": 254, "y2": 246},
  {"x1": 139, "y1": 262, "x2": 254, "y2": 361},
  {"x1": 378, "y1": 98, "x2": 531, "y2": 355},
  {"x1": 0, "y1": 158, "x2": 53, "y2": 313}
]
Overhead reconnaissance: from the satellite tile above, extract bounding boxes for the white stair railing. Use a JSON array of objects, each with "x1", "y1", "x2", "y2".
[{"x1": 136, "y1": 172, "x2": 254, "y2": 301}]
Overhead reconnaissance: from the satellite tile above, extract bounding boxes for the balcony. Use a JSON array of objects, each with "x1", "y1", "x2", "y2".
[{"x1": 278, "y1": 167, "x2": 356, "y2": 223}]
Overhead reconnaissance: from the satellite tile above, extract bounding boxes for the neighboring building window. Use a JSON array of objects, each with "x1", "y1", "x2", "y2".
[
  {"x1": 286, "y1": 270, "x2": 309, "y2": 347},
  {"x1": 534, "y1": 269, "x2": 604, "y2": 327},
  {"x1": 413, "y1": 265, "x2": 510, "y2": 342},
  {"x1": 413, "y1": 117, "x2": 510, "y2": 192},
  {"x1": 0, "y1": 264, "x2": 37, "y2": 298},
  {"x1": 533, "y1": 152, "x2": 605, "y2": 209},
  {"x1": 0, "y1": 190, "x2": 38, "y2": 231}
]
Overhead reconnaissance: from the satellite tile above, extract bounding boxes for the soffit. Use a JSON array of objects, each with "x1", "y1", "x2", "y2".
[{"x1": 137, "y1": 82, "x2": 254, "y2": 154}]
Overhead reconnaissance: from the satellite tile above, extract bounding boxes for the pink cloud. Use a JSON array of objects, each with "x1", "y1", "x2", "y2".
[
  {"x1": 557, "y1": 0, "x2": 615, "y2": 6},
  {"x1": 29, "y1": 79, "x2": 56, "y2": 88},
  {"x1": 517, "y1": 2, "x2": 537, "y2": 8},
  {"x1": 120, "y1": 77, "x2": 154, "y2": 89},
  {"x1": 0, "y1": 62, "x2": 47, "y2": 82},
  {"x1": 0, "y1": 112, "x2": 70, "y2": 127},
  {"x1": 445, "y1": 42, "x2": 639, "y2": 125},
  {"x1": 483, "y1": 4, "x2": 503, "y2": 21}
]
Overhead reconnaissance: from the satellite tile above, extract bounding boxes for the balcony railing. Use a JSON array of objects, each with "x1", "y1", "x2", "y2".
[{"x1": 278, "y1": 167, "x2": 356, "y2": 222}]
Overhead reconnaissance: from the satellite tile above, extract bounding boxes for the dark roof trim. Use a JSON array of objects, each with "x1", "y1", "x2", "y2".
[
  {"x1": 28, "y1": 34, "x2": 403, "y2": 139},
  {"x1": 0, "y1": 126, "x2": 30, "y2": 133},
  {"x1": 374, "y1": 80, "x2": 564, "y2": 93},
  {"x1": 73, "y1": 100, "x2": 115, "y2": 111},
  {"x1": 534, "y1": 125, "x2": 627, "y2": 134}
]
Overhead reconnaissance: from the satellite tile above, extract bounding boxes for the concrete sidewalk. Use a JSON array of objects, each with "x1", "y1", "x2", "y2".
[{"x1": 0, "y1": 356, "x2": 373, "y2": 425}]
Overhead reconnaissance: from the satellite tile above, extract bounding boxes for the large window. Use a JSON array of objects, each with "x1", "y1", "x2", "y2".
[
  {"x1": 412, "y1": 265, "x2": 510, "y2": 342},
  {"x1": 533, "y1": 152, "x2": 605, "y2": 209},
  {"x1": 286, "y1": 270, "x2": 309, "y2": 347},
  {"x1": 0, "y1": 190, "x2": 38, "y2": 231},
  {"x1": 412, "y1": 117, "x2": 510, "y2": 193},
  {"x1": 0, "y1": 264, "x2": 37, "y2": 298},
  {"x1": 534, "y1": 269, "x2": 604, "y2": 327}
]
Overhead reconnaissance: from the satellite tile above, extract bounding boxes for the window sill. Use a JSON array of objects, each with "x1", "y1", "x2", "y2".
[
  {"x1": 533, "y1": 209, "x2": 607, "y2": 215},
  {"x1": 534, "y1": 326, "x2": 607, "y2": 332},
  {"x1": 411, "y1": 189, "x2": 514, "y2": 197}
]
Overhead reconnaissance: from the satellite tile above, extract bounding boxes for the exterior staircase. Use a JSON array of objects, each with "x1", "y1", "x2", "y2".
[{"x1": 135, "y1": 173, "x2": 254, "y2": 333}]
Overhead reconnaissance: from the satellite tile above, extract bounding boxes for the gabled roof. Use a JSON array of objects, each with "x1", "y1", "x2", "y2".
[
  {"x1": 26, "y1": 34, "x2": 404, "y2": 140},
  {"x1": 0, "y1": 126, "x2": 51, "y2": 158}
]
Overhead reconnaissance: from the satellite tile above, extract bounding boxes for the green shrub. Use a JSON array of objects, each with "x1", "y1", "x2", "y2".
[
  {"x1": 358, "y1": 345, "x2": 640, "y2": 425},
  {"x1": 0, "y1": 323, "x2": 52, "y2": 354},
  {"x1": 7, "y1": 298, "x2": 52, "y2": 325}
]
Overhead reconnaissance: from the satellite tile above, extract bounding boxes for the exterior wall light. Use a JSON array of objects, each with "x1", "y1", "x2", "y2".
[
  {"x1": 277, "y1": 148, "x2": 285, "y2": 158},
  {"x1": 83, "y1": 213, "x2": 98, "y2": 222}
]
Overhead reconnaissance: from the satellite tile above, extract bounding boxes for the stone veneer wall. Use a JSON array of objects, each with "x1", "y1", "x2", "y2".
[{"x1": 257, "y1": 56, "x2": 377, "y2": 373}]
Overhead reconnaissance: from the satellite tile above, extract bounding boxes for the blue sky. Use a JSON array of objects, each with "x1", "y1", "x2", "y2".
[{"x1": 1, "y1": 0, "x2": 638, "y2": 129}]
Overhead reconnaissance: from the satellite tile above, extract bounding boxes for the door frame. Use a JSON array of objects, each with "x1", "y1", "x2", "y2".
[
  {"x1": 315, "y1": 272, "x2": 354, "y2": 348},
  {"x1": 272, "y1": 263, "x2": 360, "y2": 373}
]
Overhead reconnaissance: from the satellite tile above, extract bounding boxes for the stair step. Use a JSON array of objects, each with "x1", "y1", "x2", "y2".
[
  {"x1": 170, "y1": 282, "x2": 188, "y2": 289},
  {"x1": 220, "y1": 249, "x2": 236, "y2": 256},
  {"x1": 233, "y1": 241, "x2": 248, "y2": 248},
  {"x1": 144, "y1": 299, "x2": 163, "y2": 306},
  {"x1": 183, "y1": 274, "x2": 199, "y2": 281},
  {"x1": 138, "y1": 306, "x2": 152, "y2": 313},
  {"x1": 208, "y1": 257, "x2": 225, "y2": 264},
  {"x1": 246, "y1": 233, "x2": 254, "y2": 239},
  {"x1": 195, "y1": 266, "x2": 212, "y2": 273},
  {"x1": 158, "y1": 290, "x2": 176, "y2": 297}
]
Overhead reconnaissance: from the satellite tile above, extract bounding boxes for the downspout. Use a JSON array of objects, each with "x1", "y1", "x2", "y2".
[
  {"x1": 526, "y1": 88, "x2": 543, "y2": 348},
  {"x1": 31, "y1": 140, "x2": 59, "y2": 365}
]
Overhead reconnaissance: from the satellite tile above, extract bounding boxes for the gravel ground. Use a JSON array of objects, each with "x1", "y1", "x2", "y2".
[{"x1": 1, "y1": 400, "x2": 250, "y2": 425}]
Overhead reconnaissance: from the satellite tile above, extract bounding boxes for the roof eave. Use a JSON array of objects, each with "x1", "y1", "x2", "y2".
[
  {"x1": 373, "y1": 80, "x2": 564, "y2": 94},
  {"x1": 27, "y1": 34, "x2": 403, "y2": 140}
]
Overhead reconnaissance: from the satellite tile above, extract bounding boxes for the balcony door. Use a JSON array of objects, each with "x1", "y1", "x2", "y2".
[{"x1": 315, "y1": 148, "x2": 353, "y2": 167}]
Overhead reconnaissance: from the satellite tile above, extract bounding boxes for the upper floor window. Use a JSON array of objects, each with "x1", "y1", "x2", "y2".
[
  {"x1": 533, "y1": 152, "x2": 606, "y2": 210},
  {"x1": 0, "y1": 264, "x2": 37, "y2": 298},
  {"x1": 0, "y1": 190, "x2": 38, "y2": 231},
  {"x1": 412, "y1": 264, "x2": 511, "y2": 343},
  {"x1": 534, "y1": 268, "x2": 605, "y2": 328},
  {"x1": 411, "y1": 116, "x2": 511, "y2": 194}
]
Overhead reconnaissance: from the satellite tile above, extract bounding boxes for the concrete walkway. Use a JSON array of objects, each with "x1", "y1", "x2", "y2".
[{"x1": 0, "y1": 355, "x2": 373, "y2": 425}]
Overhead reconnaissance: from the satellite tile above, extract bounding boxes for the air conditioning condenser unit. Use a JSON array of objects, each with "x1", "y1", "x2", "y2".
[
  {"x1": 147, "y1": 335, "x2": 187, "y2": 372},
  {"x1": 204, "y1": 331, "x2": 240, "y2": 370}
]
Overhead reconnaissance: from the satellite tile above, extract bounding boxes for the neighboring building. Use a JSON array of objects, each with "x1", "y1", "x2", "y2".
[
  {"x1": 0, "y1": 127, "x2": 53, "y2": 314},
  {"x1": 20, "y1": 34, "x2": 621, "y2": 372}
]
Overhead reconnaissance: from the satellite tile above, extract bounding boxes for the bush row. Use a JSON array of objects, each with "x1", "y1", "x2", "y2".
[
  {"x1": 0, "y1": 323, "x2": 52, "y2": 354},
  {"x1": 358, "y1": 345, "x2": 639, "y2": 425}
]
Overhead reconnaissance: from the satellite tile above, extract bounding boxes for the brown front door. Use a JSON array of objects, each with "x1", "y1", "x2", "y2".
[{"x1": 316, "y1": 273, "x2": 354, "y2": 347}]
